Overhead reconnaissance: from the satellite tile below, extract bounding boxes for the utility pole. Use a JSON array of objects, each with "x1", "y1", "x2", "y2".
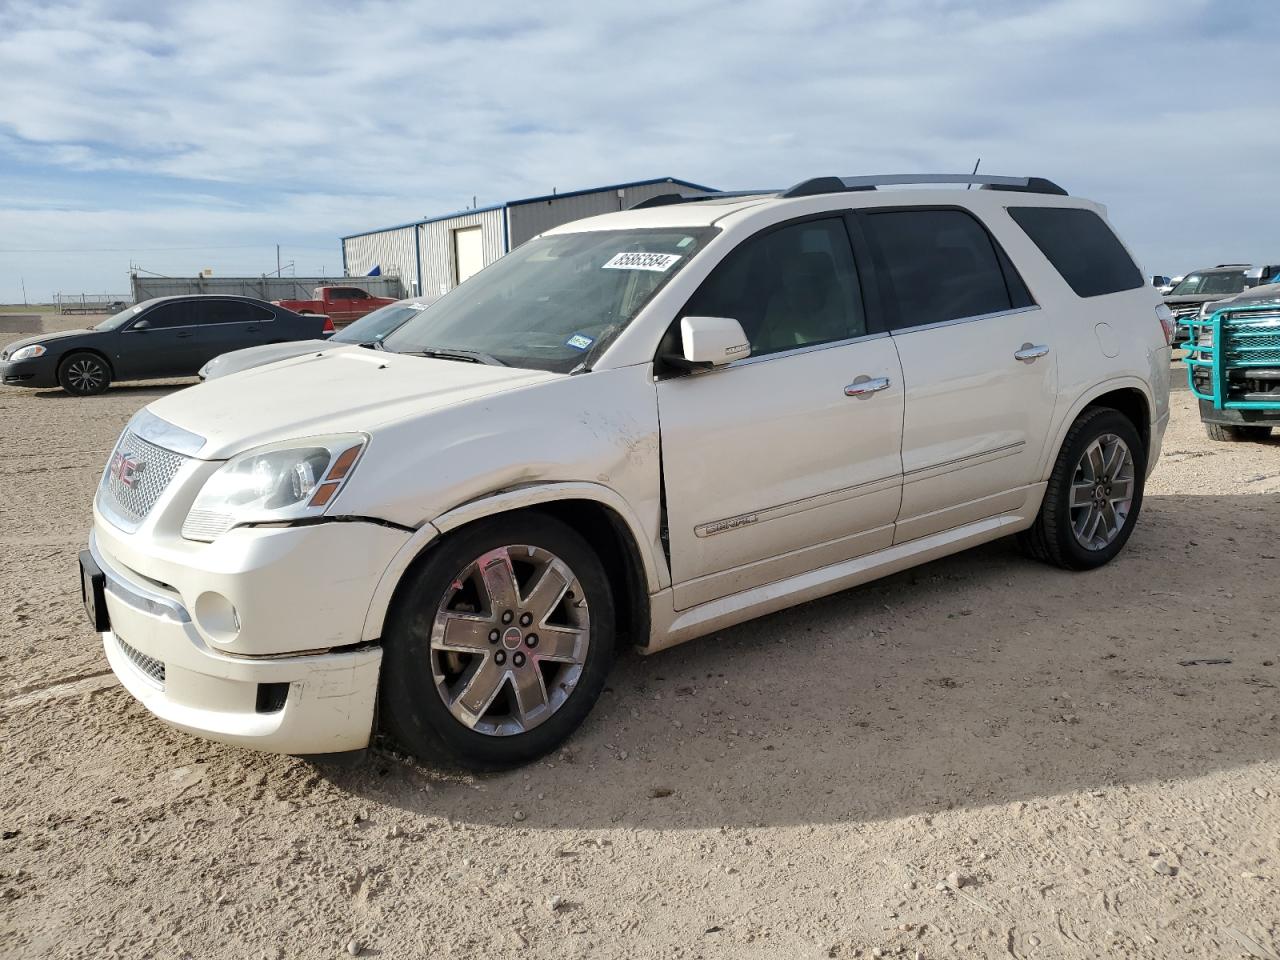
[
  {"x1": 20, "y1": 276, "x2": 27, "y2": 306},
  {"x1": 276, "y1": 244, "x2": 281, "y2": 277}
]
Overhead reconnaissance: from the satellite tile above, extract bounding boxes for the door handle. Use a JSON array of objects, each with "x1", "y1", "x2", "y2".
[
  {"x1": 176, "y1": 331, "x2": 193, "y2": 339},
  {"x1": 844, "y1": 375, "x2": 891, "y2": 398},
  {"x1": 1014, "y1": 343, "x2": 1050, "y2": 363},
  {"x1": 246, "y1": 325, "x2": 259, "y2": 332}
]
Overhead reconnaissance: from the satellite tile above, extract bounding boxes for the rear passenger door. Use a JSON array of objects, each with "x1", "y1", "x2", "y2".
[
  {"x1": 197, "y1": 300, "x2": 275, "y2": 364},
  {"x1": 861, "y1": 207, "x2": 1058, "y2": 543}
]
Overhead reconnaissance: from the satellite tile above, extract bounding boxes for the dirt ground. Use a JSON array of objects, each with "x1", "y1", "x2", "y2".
[{"x1": 1, "y1": 320, "x2": 1277, "y2": 959}]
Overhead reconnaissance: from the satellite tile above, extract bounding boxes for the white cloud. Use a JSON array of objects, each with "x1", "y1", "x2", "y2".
[{"x1": 0, "y1": 0, "x2": 1275, "y2": 298}]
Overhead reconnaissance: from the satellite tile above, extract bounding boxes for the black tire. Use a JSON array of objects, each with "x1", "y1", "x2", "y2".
[
  {"x1": 1205, "y1": 422, "x2": 1271, "y2": 442},
  {"x1": 1018, "y1": 407, "x2": 1146, "y2": 571},
  {"x1": 380, "y1": 512, "x2": 615, "y2": 770},
  {"x1": 57, "y1": 351, "x2": 111, "y2": 396}
]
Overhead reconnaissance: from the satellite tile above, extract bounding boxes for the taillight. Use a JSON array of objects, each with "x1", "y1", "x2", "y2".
[
  {"x1": 1155, "y1": 304, "x2": 1174, "y2": 346},
  {"x1": 322, "y1": 316, "x2": 335, "y2": 334}
]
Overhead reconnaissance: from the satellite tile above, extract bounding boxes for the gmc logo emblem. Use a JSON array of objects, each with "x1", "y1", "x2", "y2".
[{"x1": 110, "y1": 452, "x2": 146, "y2": 488}]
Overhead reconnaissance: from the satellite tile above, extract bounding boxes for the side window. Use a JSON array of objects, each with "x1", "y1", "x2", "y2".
[
  {"x1": 866, "y1": 209, "x2": 1025, "y2": 330},
  {"x1": 136, "y1": 302, "x2": 192, "y2": 329},
  {"x1": 682, "y1": 218, "x2": 866, "y2": 358},
  {"x1": 349, "y1": 289, "x2": 368, "y2": 300},
  {"x1": 1007, "y1": 207, "x2": 1143, "y2": 298},
  {"x1": 201, "y1": 301, "x2": 274, "y2": 324}
]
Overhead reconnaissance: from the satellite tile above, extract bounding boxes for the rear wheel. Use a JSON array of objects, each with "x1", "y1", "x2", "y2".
[
  {"x1": 1205, "y1": 422, "x2": 1271, "y2": 442},
  {"x1": 380, "y1": 513, "x2": 615, "y2": 770},
  {"x1": 57, "y1": 352, "x2": 111, "y2": 396},
  {"x1": 1019, "y1": 407, "x2": 1145, "y2": 570}
]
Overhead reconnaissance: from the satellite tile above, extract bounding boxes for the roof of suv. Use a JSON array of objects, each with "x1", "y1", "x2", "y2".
[{"x1": 544, "y1": 173, "x2": 1085, "y2": 234}]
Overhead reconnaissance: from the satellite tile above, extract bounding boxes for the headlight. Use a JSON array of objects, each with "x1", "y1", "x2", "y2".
[
  {"x1": 181, "y1": 434, "x2": 366, "y2": 542},
  {"x1": 9, "y1": 344, "x2": 46, "y2": 361},
  {"x1": 197, "y1": 360, "x2": 214, "y2": 380}
]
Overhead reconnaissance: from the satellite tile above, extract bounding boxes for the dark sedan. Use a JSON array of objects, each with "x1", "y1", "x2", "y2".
[{"x1": 0, "y1": 296, "x2": 331, "y2": 396}]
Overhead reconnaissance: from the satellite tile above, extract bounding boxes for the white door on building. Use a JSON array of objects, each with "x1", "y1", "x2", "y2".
[{"x1": 453, "y1": 226, "x2": 485, "y2": 286}]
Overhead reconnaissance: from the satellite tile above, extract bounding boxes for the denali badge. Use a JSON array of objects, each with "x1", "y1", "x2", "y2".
[
  {"x1": 696, "y1": 513, "x2": 759, "y2": 538},
  {"x1": 110, "y1": 452, "x2": 147, "y2": 488}
]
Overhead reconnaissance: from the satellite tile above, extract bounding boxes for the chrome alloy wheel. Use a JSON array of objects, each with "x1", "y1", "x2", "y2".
[
  {"x1": 67, "y1": 358, "x2": 106, "y2": 392},
  {"x1": 1069, "y1": 433, "x2": 1136, "y2": 551},
  {"x1": 430, "y1": 544, "x2": 590, "y2": 736}
]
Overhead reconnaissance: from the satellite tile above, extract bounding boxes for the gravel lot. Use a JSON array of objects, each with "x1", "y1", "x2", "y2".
[{"x1": 2, "y1": 321, "x2": 1278, "y2": 959}]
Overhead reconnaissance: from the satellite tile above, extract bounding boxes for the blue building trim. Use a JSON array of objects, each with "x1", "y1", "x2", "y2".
[
  {"x1": 342, "y1": 177, "x2": 719, "y2": 241},
  {"x1": 413, "y1": 225, "x2": 423, "y2": 295},
  {"x1": 505, "y1": 177, "x2": 718, "y2": 208}
]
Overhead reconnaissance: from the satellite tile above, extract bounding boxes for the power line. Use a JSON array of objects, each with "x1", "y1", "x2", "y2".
[{"x1": 0, "y1": 244, "x2": 337, "y2": 253}]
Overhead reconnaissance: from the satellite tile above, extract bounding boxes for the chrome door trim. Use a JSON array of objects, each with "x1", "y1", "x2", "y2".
[
  {"x1": 889, "y1": 305, "x2": 1041, "y2": 338},
  {"x1": 694, "y1": 473, "x2": 902, "y2": 538},
  {"x1": 724, "y1": 330, "x2": 892, "y2": 369},
  {"x1": 902, "y1": 441, "x2": 1026, "y2": 485}
]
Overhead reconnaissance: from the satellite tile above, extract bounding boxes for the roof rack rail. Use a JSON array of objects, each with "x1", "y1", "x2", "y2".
[
  {"x1": 780, "y1": 174, "x2": 1068, "y2": 198},
  {"x1": 1215, "y1": 263, "x2": 1249, "y2": 268},
  {"x1": 629, "y1": 190, "x2": 774, "y2": 210}
]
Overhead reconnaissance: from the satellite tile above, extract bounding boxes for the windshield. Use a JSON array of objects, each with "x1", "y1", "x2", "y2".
[
  {"x1": 381, "y1": 228, "x2": 716, "y2": 372},
  {"x1": 332, "y1": 300, "x2": 431, "y2": 344},
  {"x1": 94, "y1": 301, "x2": 150, "y2": 331},
  {"x1": 1171, "y1": 272, "x2": 1246, "y2": 296}
]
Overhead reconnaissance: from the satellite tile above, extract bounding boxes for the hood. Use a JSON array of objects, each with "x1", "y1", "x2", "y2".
[
  {"x1": 1163, "y1": 293, "x2": 1223, "y2": 307},
  {"x1": 2, "y1": 328, "x2": 96, "y2": 355},
  {"x1": 145, "y1": 345, "x2": 561, "y2": 459},
  {"x1": 201, "y1": 339, "x2": 330, "y2": 380}
]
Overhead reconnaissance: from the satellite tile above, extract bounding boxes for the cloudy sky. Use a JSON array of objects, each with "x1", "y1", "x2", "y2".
[{"x1": 0, "y1": 0, "x2": 1275, "y2": 300}]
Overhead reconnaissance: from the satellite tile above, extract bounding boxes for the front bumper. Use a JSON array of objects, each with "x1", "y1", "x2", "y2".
[
  {"x1": 90, "y1": 509, "x2": 412, "y2": 754},
  {"x1": 0, "y1": 356, "x2": 58, "y2": 388}
]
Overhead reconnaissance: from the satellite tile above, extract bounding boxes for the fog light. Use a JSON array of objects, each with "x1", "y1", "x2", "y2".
[{"x1": 194, "y1": 591, "x2": 240, "y2": 644}]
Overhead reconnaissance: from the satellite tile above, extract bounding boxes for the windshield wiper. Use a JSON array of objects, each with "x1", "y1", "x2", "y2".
[{"x1": 401, "y1": 348, "x2": 507, "y2": 366}]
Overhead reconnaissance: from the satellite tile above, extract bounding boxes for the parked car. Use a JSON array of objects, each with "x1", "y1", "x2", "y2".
[
  {"x1": 199, "y1": 295, "x2": 438, "y2": 381},
  {"x1": 0, "y1": 296, "x2": 331, "y2": 396},
  {"x1": 274, "y1": 285, "x2": 397, "y2": 327},
  {"x1": 1181, "y1": 283, "x2": 1280, "y2": 441},
  {"x1": 80, "y1": 173, "x2": 1170, "y2": 769},
  {"x1": 1163, "y1": 266, "x2": 1254, "y2": 339}
]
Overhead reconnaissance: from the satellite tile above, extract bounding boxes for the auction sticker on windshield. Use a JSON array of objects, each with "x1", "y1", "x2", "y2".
[{"x1": 602, "y1": 252, "x2": 682, "y2": 272}]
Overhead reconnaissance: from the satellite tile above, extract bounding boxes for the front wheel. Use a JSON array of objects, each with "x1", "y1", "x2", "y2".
[
  {"x1": 1205, "y1": 422, "x2": 1271, "y2": 442},
  {"x1": 58, "y1": 352, "x2": 111, "y2": 396},
  {"x1": 380, "y1": 513, "x2": 615, "y2": 770},
  {"x1": 1018, "y1": 408, "x2": 1145, "y2": 570}
]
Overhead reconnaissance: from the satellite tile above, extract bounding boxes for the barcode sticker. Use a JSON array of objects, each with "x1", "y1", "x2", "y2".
[{"x1": 602, "y1": 252, "x2": 682, "y2": 272}]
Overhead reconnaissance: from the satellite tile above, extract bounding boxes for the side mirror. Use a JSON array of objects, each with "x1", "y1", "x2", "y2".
[
  {"x1": 677, "y1": 316, "x2": 750, "y2": 368},
  {"x1": 131, "y1": 318, "x2": 151, "y2": 331}
]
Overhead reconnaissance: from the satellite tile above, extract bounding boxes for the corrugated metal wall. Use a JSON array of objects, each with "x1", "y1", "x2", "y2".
[
  {"x1": 131, "y1": 274, "x2": 405, "y2": 302},
  {"x1": 507, "y1": 181, "x2": 716, "y2": 248},
  {"x1": 418, "y1": 207, "x2": 507, "y2": 296},
  {"x1": 341, "y1": 226, "x2": 419, "y2": 294}
]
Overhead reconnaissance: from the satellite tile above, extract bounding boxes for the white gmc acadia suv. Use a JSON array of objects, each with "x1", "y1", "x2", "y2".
[{"x1": 81, "y1": 174, "x2": 1173, "y2": 769}]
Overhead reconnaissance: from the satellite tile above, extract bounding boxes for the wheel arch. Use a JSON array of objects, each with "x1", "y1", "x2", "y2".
[
  {"x1": 1040, "y1": 378, "x2": 1154, "y2": 480},
  {"x1": 56, "y1": 346, "x2": 115, "y2": 378},
  {"x1": 360, "y1": 483, "x2": 662, "y2": 650}
]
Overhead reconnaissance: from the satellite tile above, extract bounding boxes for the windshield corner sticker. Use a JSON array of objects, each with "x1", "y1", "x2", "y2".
[
  {"x1": 565, "y1": 333, "x2": 595, "y2": 351},
  {"x1": 602, "y1": 251, "x2": 682, "y2": 272}
]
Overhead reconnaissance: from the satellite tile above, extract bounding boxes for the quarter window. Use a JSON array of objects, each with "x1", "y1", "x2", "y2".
[
  {"x1": 866, "y1": 209, "x2": 1028, "y2": 330},
  {"x1": 682, "y1": 218, "x2": 867, "y2": 357},
  {"x1": 1007, "y1": 206, "x2": 1143, "y2": 298}
]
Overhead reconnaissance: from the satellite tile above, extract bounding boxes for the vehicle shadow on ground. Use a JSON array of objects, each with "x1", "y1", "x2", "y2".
[{"x1": 321, "y1": 492, "x2": 1280, "y2": 829}]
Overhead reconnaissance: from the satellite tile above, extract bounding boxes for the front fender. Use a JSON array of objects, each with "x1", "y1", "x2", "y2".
[{"x1": 358, "y1": 481, "x2": 667, "y2": 645}]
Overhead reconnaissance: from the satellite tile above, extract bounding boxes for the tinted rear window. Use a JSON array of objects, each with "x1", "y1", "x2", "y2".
[{"x1": 1008, "y1": 207, "x2": 1143, "y2": 298}]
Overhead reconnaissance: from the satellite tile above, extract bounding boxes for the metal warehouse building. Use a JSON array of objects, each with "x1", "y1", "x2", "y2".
[{"x1": 340, "y1": 177, "x2": 716, "y2": 298}]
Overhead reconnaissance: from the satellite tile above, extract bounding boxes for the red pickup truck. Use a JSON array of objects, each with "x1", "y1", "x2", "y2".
[{"x1": 274, "y1": 285, "x2": 397, "y2": 327}]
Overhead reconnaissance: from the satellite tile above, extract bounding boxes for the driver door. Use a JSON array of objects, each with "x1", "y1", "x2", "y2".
[{"x1": 656, "y1": 215, "x2": 905, "y2": 610}]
